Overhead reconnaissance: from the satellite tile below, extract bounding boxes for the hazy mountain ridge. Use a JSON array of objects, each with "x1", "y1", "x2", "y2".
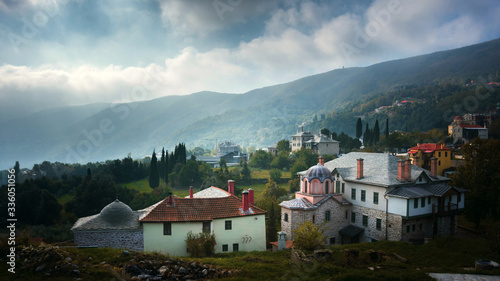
[{"x1": 3, "y1": 38, "x2": 500, "y2": 169}]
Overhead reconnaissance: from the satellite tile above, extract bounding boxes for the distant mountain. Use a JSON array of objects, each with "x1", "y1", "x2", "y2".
[{"x1": 2, "y1": 38, "x2": 500, "y2": 170}]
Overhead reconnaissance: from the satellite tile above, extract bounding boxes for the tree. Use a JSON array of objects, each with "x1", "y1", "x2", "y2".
[
  {"x1": 269, "y1": 169, "x2": 282, "y2": 182},
  {"x1": 249, "y1": 150, "x2": 273, "y2": 169},
  {"x1": 240, "y1": 161, "x2": 252, "y2": 181},
  {"x1": 160, "y1": 148, "x2": 165, "y2": 181},
  {"x1": 292, "y1": 221, "x2": 326, "y2": 252},
  {"x1": 373, "y1": 119, "x2": 380, "y2": 143},
  {"x1": 276, "y1": 139, "x2": 291, "y2": 153},
  {"x1": 290, "y1": 160, "x2": 308, "y2": 178},
  {"x1": 451, "y1": 139, "x2": 500, "y2": 229},
  {"x1": 321, "y1": 128, "x2": 331, "y2": 138},
  {"x1": 363, "y1": 123, "x2": 371, "y2": 146},
  {"x1": 257, "y1": 180, "x2": 287, "y2": 246},
  {"x1": 178, "y1": 160, "x2": 200, "y2": 187},
  {"x1": 385, "y1": 118, "x2": 389, "y2": 138},
  {"x1": 149, "y1": 150, "x2": 159, "y2": 188},
  {"x1": 270, "y1": 152, "x2": 291, "y2": 170},
  {"x1": 14, "y1": 161, "x2": 20, "y2": 179},
  {"x1": 185, "y1": 231, "x2": 216, "y2": 258},
  {"x1": 356, "y1": 118, "x2": 363, "y2": 139}
]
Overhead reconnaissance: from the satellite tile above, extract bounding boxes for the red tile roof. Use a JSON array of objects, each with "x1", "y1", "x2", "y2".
[
  {"x1": 408, "y1": 143, "x2": 450, "y2": 153},
  {"x1": 458, "y1": 124, "x2": 485, "y2": 129},
  {"x1": 140, "y1": 196, "x2": 266, "y2": 222},
  {"x1": 270, "y1": 240, "x2": 294, "y2": 249}
]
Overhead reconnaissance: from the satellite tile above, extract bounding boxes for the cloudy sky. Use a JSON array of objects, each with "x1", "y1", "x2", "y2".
[{"x1": 1, "y1": 0, "x2": 500, "y2": 120}]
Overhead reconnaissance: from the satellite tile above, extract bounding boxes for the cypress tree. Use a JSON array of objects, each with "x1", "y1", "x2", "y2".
[
  {"x1": 164, "y1": 150, "x2": 169, "y2": 184},
  {"x1": 385, "y1": 118, "x2": 389, "y2": 138},
  {"x1": 160, "y1": 148, "x2": 165, "y2": 180},
  {"x1": 149, "y1": 150, "x2": 159, "y2": 188},
  {"x1": 356, "y1": 118, "x2": 363, "y2": 139},
  {"x1": 363, "y1": 123, "x2": 370, "y2": 146},
  {"x1": 374, "y1": 119, "x2": 380, "y2": 143}
]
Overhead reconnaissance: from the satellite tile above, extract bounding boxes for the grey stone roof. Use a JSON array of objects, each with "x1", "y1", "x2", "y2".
[
  {"x1": 388, "y1": 183, "x2": 467, "y2": 199},
  {"x1": 71, "y1": 199, "x2": 143, "y2": 231},
  {"x1": 184, "y1": 186, "x2": 231, "y2": 198},
  {"x1": 292, "y1": 131, "x2": 314, "y2": 137},
  {"x1": 280, "y1": 194, "x2": 349, "y2": 210},
  {"x1": 305, "y1": 134, "x2": 339, "y2": 144},
  {"x1": 320, "y1": 152, "x2": 450, "y2": 187}
]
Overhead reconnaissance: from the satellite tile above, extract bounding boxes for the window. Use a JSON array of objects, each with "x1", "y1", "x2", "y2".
[
  {"x1": 345, "y1": 211, "x2": 348, "y2": 219},
  {"x1": 438, "y1": 151, "x2": 441, "y2": 157},
  {"x1": 329, "y1": 237, "x2": 336, "y2": 245},
  {"x1": 438, "y1": 160, "x2": 441, "y2": 166},
  {"x1": 458, "y1": 194, "x2": 461, "y2": 203},
  {"x1": 222, "y1": 244, "x2": 228, "y2": 252},
  {"x1": 284, "y1": 213, "x2": 289, "y2": 222},
  {"x1": 412, "y1": 224, "x2": 416, "y2": 232},
  {"x1": 342, "y1": 183, "x2": 345, "y2": 193},
  {"x1": 351, "y1": 188, "x2": 356, "y2": 200},
  {"x1": 325, "y1": 210, "x2": 331, "y2": 222},
  {"x1": 312, "y1": 215, "x2": 316, "y2": 224},
  {"x1": 325, "y1": 181, "x2": 329, "y2": 194},
  {"x1": 445, "y1": 151, "x2": 448, "y2": 157},
  {"x1": 225, "y1": 220, "x2": 232, "y2": 230},
  {"x1": 361, "y1": 190, "x2": 366, "y2": 202},
  {"x1": 351, "y1": 212, "x2": 356, "y2": 223},
  {"x1": 163, "y1": 222, "x2": 171, "y2": 235},
  {"x1": 414, "y1": 198, "x2": 418, "y2": 208},
  {"x1": 376, "y1": 218, "x2": 382, "y2": 231},
  {"x1": 421, "y1": 197, "x2": 425, "y2": 208},
  {"x1": 336, "y1": 181, "x2": 340, "y2": 193},
  {"x1": 373, "y1": 192, "x2": 379, "y2": 204},
  {"x1": 406, "y1": 225, "x2": 410, "y2": 233},
  {"x1": 304, "y1": 181, "x2": 308, "y2": 193},
  {"x1": 233, "y1": 243, "x2": 239, "y2": 252},
  {"x1": 362, "y1": 215, "x2": 368, "y2": 227},
  {"x1": 419, "y1": 224, "x2": 423, "y2": 230},
  {"x1": 203, "y1": 222, "x2": 211, "y2": 233}
]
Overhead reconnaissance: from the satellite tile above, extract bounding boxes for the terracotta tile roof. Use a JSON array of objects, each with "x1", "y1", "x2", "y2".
[
  {"x1": 408, "y1": 143, "x2": 450, "y2": 153},
  {"x1": 140, "y1": 196, "x2": 266, "y2": 222},
  {"x1": 458, "y1": 124, "x2": 486, "y2": 129},
  {"x1": 270, "y1": 240, "x2": 294, "y2": 249}
]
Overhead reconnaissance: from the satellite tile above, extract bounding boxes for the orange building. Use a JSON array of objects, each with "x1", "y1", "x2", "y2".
[{"x1": 408, "y1": 143, "x2": 451, "y2": 176}]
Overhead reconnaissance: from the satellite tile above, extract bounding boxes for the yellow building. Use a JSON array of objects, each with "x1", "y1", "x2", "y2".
[{"x1": 408, "y1": 143, "x2": 451, "y2": 176}]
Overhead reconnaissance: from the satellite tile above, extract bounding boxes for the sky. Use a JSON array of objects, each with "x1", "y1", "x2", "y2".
[{"x1": 1, "y1": 0, "x2": 500, "y2": 120}]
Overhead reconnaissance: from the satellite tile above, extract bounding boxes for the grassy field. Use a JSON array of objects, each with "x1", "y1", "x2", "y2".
[
  {"x1": 5, "y1": 236, "x2": 500, "y2": 280},
  {"x1": 251, "y1": 169, "x2": 291, "y2": 179}
]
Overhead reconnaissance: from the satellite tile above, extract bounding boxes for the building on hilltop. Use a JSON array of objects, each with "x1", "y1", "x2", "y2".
[
  {"x1": 449, "y1": 115, "x2": 490, "y2": 144},
  {"x1": 280, "y1": 153, "x2": 466, "y2": 245},
  {"x1": 291, "y1": 127, "x2": 340, "y2": 156},
  {"x1": 140, "y1": 181, "x2": 266, "y2": 256},
  {"x1": 408, "y1": 143, "x2": 451, "y2": 176}
]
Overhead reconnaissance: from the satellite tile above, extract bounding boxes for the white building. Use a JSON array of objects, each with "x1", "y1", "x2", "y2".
[
  {"x1": 141, "y1": 183, "x2": 266, "y2": 256},
  {"x1": 280, "y1": 153, "x2": 466, "y2": 244},
  {"x1": 291, "y1": 128, "x2": 339, "y2": 156}
]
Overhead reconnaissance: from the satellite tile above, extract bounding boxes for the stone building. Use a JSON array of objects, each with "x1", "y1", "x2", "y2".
[
  {"x1": 71, "y1": 199, "x2": 157, "y2": 251},
  {"x1": 291, "y1": 128, "x2": 340, "y2": 156},
  {"x1": 280, "y1": 153, "x2": 466, "y2": 245}
]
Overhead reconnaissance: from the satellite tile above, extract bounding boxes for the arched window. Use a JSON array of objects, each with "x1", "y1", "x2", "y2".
[
  {"x1": 324, "y1": 181, "x2": 329, "y2": 194},
  {"x1": 304, "y1": 180, "x2": 308, "y2": 193},
  {"x1": 325, "y1": 210, "x2": 331, "y2": 222},
  {"x1": 284, "y1": 213, "x2": 289, "y2": 222}
]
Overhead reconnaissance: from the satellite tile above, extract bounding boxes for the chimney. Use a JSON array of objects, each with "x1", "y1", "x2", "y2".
[
  {"x1": 357, "y1": 158, "x2": 364, "y2": 179},
  {"x1": 168, "y1": 194, "x2": 173, "y2": 205},
  {"x1": 397, "y1": 160, "x2": 404, "y2": 181},
  {"x1": 277, "y1": 231, "x2": 287, "y2": 251},
  {"x1": 319, "y1": 156, "x2": 325, "y2": 166},
  {"x1": 242, "y1": 190, "x2": 249, "y2": 212},
  {"x1": 430, "y1": 157, "x2": 437, "y2": 178},
  {"x1": 248, "y1": 188, "x2": 254, "y2": 206},
  {"x1": 405, "y1": 159, "x2": 412, "y2": 181},
  {"x1": 189, "y1": 186, "x2": 193, "y2": 199},
  {"x1": 228, "y1": 180, "x2": 235, "y2": 195}
]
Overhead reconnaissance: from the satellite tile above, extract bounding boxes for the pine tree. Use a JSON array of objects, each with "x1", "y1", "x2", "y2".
[
  {"x1": 164, "y1": 150, "x2": 169, "y2": 184},
  {"x1": 149, "y1": 150, "x2": 159, "y2": 188},
  {"x1": 374, "y1": 119, "x2": 380, "y2": 143},
  {"x1": 385, "y1": 118, "x2": 389, "y2": 138},
  {"x1": 356, "y1": 118, "x2": 363, "y2": 139}
]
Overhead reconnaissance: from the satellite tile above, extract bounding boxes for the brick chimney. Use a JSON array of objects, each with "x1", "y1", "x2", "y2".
[
  {"x1": 405, "y1": 159, "x2": 412, "y2": 181},
  {"x1": 248, "y1": 188, "x2": 254, "y2": 206},
  {"x1": 397, "y1": 160, "x2": 404, "y2": 181},
  {"x1": 319, "y1": 156, "x2": 325, "y2": 166},
  {"x1": 357, "y1": 158, "x2": 364, "y2": 179},
  {"x1": 189, "y1": 186, "x2": 193, "y2": 198},
  {"x1": 242, "y1": 190, "x2": 249, "y2": 212},
  {"x1": 228, "y1": 180, "x2": 235, "y2": 195},
  {"x1": 168, "y1": 195, "x2": 173, "y2": 205},
  {"x1": 430, "y1": 157, "x2": 437, "y2": 178}
]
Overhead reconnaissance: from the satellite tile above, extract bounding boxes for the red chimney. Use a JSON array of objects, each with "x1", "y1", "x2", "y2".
[
  {"x1": 405, "y1": 159, "x2": 412, "y2": 181},
  {"x1": 242, "y1": 190, "x2": 249, "y2": 212},
  {"x1": 168, "y1": 195, "x2": 173, "y2": 205},
  {"x1": 357, "y1": 158, "x2": 364, "y2": 179},
  {"x1": 319, "y1": 156, "x2": 325, "y2": 166},
  {"x1": 189, "y1": 186, "x2": 193, "y2": 199},
  {"x1": 248, "y1": 188, "x2": 254, "y2": 206},
  {"x1": 228, "y1": 180, "x2": 235, "y2": 195},
  {"x1": 430, "y1": 157, "x2": 437, "y2": 178},
  {"x1": 397, "y1": 160, "x2": 404, "y2": 181}
]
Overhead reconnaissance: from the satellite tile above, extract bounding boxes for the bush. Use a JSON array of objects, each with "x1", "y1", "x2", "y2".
[
  {"x1": 292, "y1": 221, "x2": 326, "y2": 253},
  {"x1": 185, "y1": 231, "x2": 216, "y2": 257},
  {"x1": 269, "y1": 169, "x2": 282, "y2": 182}
]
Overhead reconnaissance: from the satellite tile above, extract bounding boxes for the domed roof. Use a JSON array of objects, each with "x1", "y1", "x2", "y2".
[
  {"x1": 305, "y1": 164, "x2": 334, "y2": 182},
  {"x1": 454, "y1": 116, "x2": 464, "y2": 121},
  {"x1": 99, "y1": 199, "x2": 135, "y2": 224}
]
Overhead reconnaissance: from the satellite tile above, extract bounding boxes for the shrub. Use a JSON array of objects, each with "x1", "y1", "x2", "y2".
[
  {"x1": 185, "y1": 231, "x2": 216, "y2": 257},
  {"x1": 292, "y1": 221, "x2": 326, "y2": 253}
]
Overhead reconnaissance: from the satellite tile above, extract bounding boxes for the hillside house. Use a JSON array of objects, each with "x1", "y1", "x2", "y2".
[
  {"x1": 449, "y1": 115, "x2": 489, "y2": 144},
  {"x1": 280, "y1": 153, "x2": 466, "y2": 245},
  {"x1": 408, "y1": 143, "x2": 451, "y2": 176},
  {"x1": 291, "y1": 128, "x2": 340, "y2": 156},
  {"x1": 140, "y1": 183, "x2": 266, "y2": 256}
]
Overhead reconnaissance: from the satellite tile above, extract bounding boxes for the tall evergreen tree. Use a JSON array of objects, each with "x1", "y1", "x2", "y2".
[
  {"x1": 160, "y1": 148, "x2": 165, "y2": 180},
  {"x1": 373, "y1": 119, "x2": 380, "y2": 143},
  {"x1": 164, "y1": 150, "x2": 169, "y2": 184},
  {"x1": 363, "y1": 123, "x2": 371, "y2": 146},
  {"x1": 385, "y1": 118, "x2": 389, "y2": 138},
  {"x1": 14, "y1": 161, "x2": 20, "y2": 179},
  {"x1": 356, "y1": 118, "x2": 363, "y2": 139},
  {"x1": 149, "y1": 150, "x2": 159, "y2": 188}
]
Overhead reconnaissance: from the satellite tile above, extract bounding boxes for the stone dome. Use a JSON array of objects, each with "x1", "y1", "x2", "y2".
[
  {"x1": 99, "y1": 199, "x2": 135, "y2": 224},
  {"x1": 305, "y1": 164, "x2": 334, "y2": 182}
]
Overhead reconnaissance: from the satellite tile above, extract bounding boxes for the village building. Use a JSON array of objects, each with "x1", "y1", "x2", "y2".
[
  {"x1": 140, "y1": 181, "x2": 266, "y2": 256},
  {"x1": 280, "y1": 153, "x2": 466, "y2": 245},
  {"x1": 408, "y1": 143, "x2": 451, "y2": 176},
  {"x1": 291, "y1": 128, "x2": 340, "y2": 156},
  {"x1": 449, "y1": 115, "x2": 489, "y2": 144}
]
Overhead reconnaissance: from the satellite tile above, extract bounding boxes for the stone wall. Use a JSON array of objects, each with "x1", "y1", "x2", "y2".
[
  {"x1": 73, "y1": 229, "x2": 143, "y2": 251},
  {"x1": 351, "y1": 205, "x2": 388, "y2": 242}
]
